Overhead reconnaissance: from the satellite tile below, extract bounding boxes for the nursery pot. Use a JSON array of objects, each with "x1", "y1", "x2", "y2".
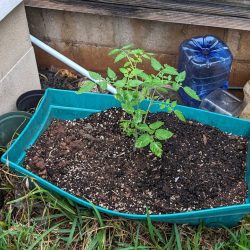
[
  {"x1": 2, "y1": 88, "x2": 250, "y2": 227},
  {"x1": 16, "y1": 90, "x2": 45, "y2": 113},
  {"x1": 0, "y1": 111, "x2": 32, "y2": 148}
]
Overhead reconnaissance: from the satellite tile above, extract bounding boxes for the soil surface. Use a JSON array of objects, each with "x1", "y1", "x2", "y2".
[
  {"x1": 39, "y1": 69, "x2": 85, "y2": 90},
  {"x1": 39, "y1": 68, "x2": 107, "y2": 93},
  {"x1": 24, "y1": 109, "x2": 248, "y2": 214}
]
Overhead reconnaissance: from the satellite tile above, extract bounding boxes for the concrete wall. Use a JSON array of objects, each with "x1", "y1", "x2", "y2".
[
  {"x1": 0, "y1": 2, "x2": 40, "y2": 114},
  {"x1": 25, "y1": 7, "x2": 250, "y2": 94}
]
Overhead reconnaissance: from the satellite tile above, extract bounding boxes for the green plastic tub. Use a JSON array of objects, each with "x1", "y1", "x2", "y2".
[{"x1": 1, "y1": 88, "x2": 250, "y2": 227}]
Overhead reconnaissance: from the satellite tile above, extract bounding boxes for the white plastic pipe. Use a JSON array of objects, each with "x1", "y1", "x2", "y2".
[{"x1": 30, "y1": 35, "x2": 117, "y2": 94}]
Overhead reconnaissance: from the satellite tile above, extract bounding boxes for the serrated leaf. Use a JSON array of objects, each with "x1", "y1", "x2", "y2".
[
  {"x1": 109, "y1": 48, "x2": 120, "y2": 55},
  {"x1": 172, "y1": 82, "x2": 180, "y2": 91},
  {"x1": 128, "y1": 80, "x2": 142, "y2": 87},
  {"x1": 77, "y1": 81, "x2": 96, "y2": 94},
  {"x1": 131, "y1": 68, "x2": 143, "y2": 76},
  {"x1": 120, "y1": 68, "x2": 128, "y2": 74},
  {"x1": 115, "y1": 53, "x2": 127, "y2": 63},
  {"x1": 136, "y1": 124, "x2": 152, "y2": 133},
  {"x1": 138, "y1": 71, "x2": 150, "y2": 81},
  {"x1": 129, "y1": 49, "x2": 143, "y2": 55},
  {"x1": 135, "y1": 134, "x2": 153, "y2": 148},
  {"x1": 121, "y1": 103, "x2": 134, "y2": 114},
  {"x1": 98, "y1": 80, "x2": 107, "y2": 90},
  {"x1": 156, "y1": 87, "x2": 168, "y2": 93},
  {"x1": 114, "y1": 79, "x2": 126, "y2": 88},
  {"x1": 174, "y1": 110, "x2": 186, "y2": 122},
  {"x1": 142, "y1": 54, "x2": 150, "y2": 60},
  {"x1": 107, "y1": 67, "x2": 117, "y2": 80},
  {"x1": 150, "y1": 141, "x2": 163, "y2": 157},
  {"x1": 155, "y1": 129, "x2": 173, "y2": 140},
  {"x1": 133, "y1": 110, "x2": 143, "y2": 123},
  {"x1": 149, "y1": 121, "x2": 164, "y2": 130},
  {"x1": 171, "y1": 101, "x2": 177, "y2": 108},
  {"x1": 122, "y1": 44, "x2": 133, "y2": 50},
  {"x1": 89, "y1": 71, "x2": 102, "y2": 81},
  {"x1": 183, "y1": 86, "x2": 200, "y2": 101},
  {"x1": 124, "y1": 61, "x2": 130, "y2": 67},
  {"x1": 176, "y1": 71, "x2": 186, "y2": 82},
  {"x1": 162, "y1": 65, "x2": 178, "y2": 75},
  {"x1": 151, "y1": 58, "x2": 162, "y2": 71},
  {"x1": 159, "y1": 104, "x2": 165, "y2": 109}
]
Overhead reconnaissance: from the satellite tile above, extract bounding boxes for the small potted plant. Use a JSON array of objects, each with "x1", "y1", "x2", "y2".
[
  {"x1": 1, "y1": 45, "x2": 249, "y2": 227},
  {"x1": 77, "y1": 45, "x2": 200, "y2": 157}
]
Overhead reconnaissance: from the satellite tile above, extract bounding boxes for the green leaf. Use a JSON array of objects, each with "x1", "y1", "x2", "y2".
[
  {"x1": 162, "y1": 65, "x2": 178, "y2": 75},
  {"x1": 136, "y1": 124, "x2": 152, "y2": 133},
  {"x1": 174, "y1": 110, "x2": 186, "y2": 122},
  {"x1": 172, "y1": 82, "x2": 181, "y2": 91},
  {"x1": 124, "y1": 61, "x2": 130, "y2": 67},
  {"x1": 129, "y1": 49, "x2": 143, "y2": 55},
  {"x1": 122, "y1": 44, "x2": 133, "y2": 50},
  {"x1": 149, "y1": 121, "x2": 164, "y2": 130},
  {"x1": 155, "y1": 129, "x2": 173, "y2": 140},
  {"x1": 98, "y1": 80, "x2": 107, "y2": 90},
  {"x1": 107, "y1": 67, "x2": 117, "y2": 79},
  {"x1": 123, "y1": 90, "x2": 134, "y2": 102},
  {"x1": 183, "y1": 86, "x2": 200, "y2": 101},
  {"x1": 131, "y1": 68, "x2": 143, "y2": 76},
  {"x1": 89, "y1": 71, "x2": 102, "y2": 81},
  {"x1": 159, "y1": 104, "x2": 165, "y2": 109},
  {"x1": 96, "y1": 80, "x2": 107, "y2": 90},
  {"x1": 151, "y1": 58, "x2": 162, "y2": 71},
  {"x1": 77, "y1": 81, "x2": 96, "y2": 93},
  {"x1": 138, "y1": 71, "x2": 150, "y2": 81},
  {"x1": 142, "y1": 54, "x2": 150, "y2": 60},
  {"x1": 114, "y1": 79, "x2": 126, "y2": 88},
  {"x1": 121, "y1": 103, "x2": 135, "y2": 114},
  {"x1": 171, "y1": 101, "x2": 177, "y2": 108},
  {"x1": 114, "y1": 52, "x2": 126, "y2": 63},
  {"x1": 133, "y1": 110, "x2": 143, "y2": 123},
  {"x1": 119, "y1": 68, "x2": 128, "y2": 74},
  {"x1": 128, "y1": 80, "x2": 142, "y2": 87},
  {"x1": 109, "y1": 48, "x2": 120, "y2": 55},
  {"x1": 176, "y1": 71, "x2": 186, "y2": 82},
  {"x1": 135, "y1": 134, "x2": 153, "y2": 148},
  {"x1": 150, "y1": 141, "x2": 163, "y2": 157}
]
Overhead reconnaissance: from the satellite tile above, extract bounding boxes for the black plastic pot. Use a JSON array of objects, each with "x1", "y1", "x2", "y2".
[
  {"x1": 16, "y1": 90, "x2": 45, "y2": 113},
  {"x1": 0, "y1": 111, "x2": 32, "y2": 148}
]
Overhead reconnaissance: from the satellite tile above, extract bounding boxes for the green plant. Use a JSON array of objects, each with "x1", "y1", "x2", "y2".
[{"x1": 77, "y1": 45, "x2": 199, "y2": 157}]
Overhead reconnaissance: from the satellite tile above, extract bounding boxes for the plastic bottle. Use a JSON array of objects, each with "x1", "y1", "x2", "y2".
[{"x1": 178, "y1": 35, "x2": 233, "y2": 107}]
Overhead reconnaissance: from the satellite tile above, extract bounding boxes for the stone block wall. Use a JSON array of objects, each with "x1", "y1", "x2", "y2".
[{"x1": 25, "y1": 7, "x2": 250, "y2": 94}]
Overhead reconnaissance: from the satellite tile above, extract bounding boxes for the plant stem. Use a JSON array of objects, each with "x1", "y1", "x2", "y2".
[{"x1": 143, "y1": 88, "x2": 156, "y2": 124}]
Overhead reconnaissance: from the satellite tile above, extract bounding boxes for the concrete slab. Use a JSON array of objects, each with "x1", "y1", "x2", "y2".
[
  {"x1": 0, "y1": 0, "x2": 22, "y2": 21},
  {"x1": 0, "y1": 2, "x2": 31, "y2": 79},
  {"x1": 0, "y1": 47, "x2": 40, "y2": 114}
]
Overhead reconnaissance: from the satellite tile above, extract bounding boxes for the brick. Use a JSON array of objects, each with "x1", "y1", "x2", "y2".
[{"x1": 26, "y1": 7, "x2": 115, "y2": 47}]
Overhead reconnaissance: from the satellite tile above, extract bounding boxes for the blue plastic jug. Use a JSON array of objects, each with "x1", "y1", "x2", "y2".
[{"x1": 178, "y1": 35, "x2": 233, "y2": 107}]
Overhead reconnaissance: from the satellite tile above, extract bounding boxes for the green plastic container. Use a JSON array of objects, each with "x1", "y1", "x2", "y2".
[
  {"x1": 1, "y1": 88, "x2": 250, "y2": 227},
  {"x1": 0, "y1": 111, "x2": 32, "y2": 148}
]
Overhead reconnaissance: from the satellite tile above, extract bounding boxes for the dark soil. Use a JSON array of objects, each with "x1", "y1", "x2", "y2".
[
  {"x1": 39, "y1": 69, "x2": 85, "y2": 90},
  {"x1": 24, "y1": 109, "x2": 248, "y2": 214}
]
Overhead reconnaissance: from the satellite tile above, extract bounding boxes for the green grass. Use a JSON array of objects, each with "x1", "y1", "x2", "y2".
[{"x1": 0, "y1": 164, "x2": 249, "y2": 250}]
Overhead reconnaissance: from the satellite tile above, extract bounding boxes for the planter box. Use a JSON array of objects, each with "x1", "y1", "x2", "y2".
[{"x1": 1, "y1": 88, "x2": 250, "y2": 227}]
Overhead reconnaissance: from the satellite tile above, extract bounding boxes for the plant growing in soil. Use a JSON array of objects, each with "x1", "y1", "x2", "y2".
[{"x1": 78, "y1": 45, "x2": 200, "y2": 157}]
